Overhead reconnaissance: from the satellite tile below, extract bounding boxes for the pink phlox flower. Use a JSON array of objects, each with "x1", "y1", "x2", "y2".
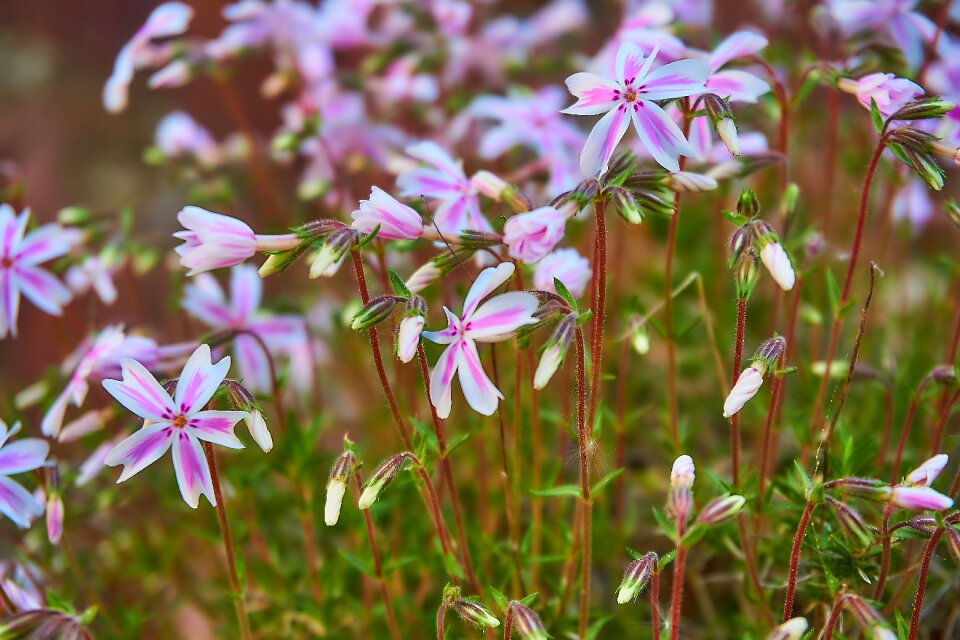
[
  {"x1": 533, "y1": 248, "x2": 592, "y2": 298},
  {"x1": 688, "y1": 31, "x2": 771, "y2": 104},
  {"x1": 375, "y1": 56, "x2": 440, "y2": 104},
  {"x1": 563, "y1": 42, "x2": 710, "y2": 175},
  {"x1": 892, "y1": 176, "x2": 935, "y2": 232},
  {"x1": 397, "y1": 142, "x2": 492, "y2": 234},
  {"x1": 0, "y1": 420, "x2": 49, "y2": 528},
  {"x1": 825, "y1": 0, "x2": 948, "y2": 68},
  {"x1": 183, "y1": 264, "x2": 309, "y2": 394},
  {"x1": 155, "y1": 111, "x2": 223, "y2": 167},
  {"x1": 102, "y1": 344, "x2": 249, "y2": 508},
  {"x1": 469, "y1": 87, "x2": 585, "y2": 195},
  {"x1": 423, "y1": 263, "x2": 539, "y2": 418},
  {"x1": 663, "y1": 0, "x2": 713, "y2": 27},
  {"x1": 0, "y1": 562, "x2": 44, "y2": 611},
  {"x1": 103, "y1": 2, "x2": 194, "y2": 113},
  {"x1": 0, "y1": 204, "x2": 78, "y2": 340},
  {"x1": 502, "y1": 206, "x2": 568, "y2": 264},
  {"x1": 65, "y1": 253, "x2": 121, "y2": 306},
  {"x1": 590, "y1": 3, "x2": 687, "y2": 77},
  {"x1": 839, "y1": 72, "x2": 924, "y2": 118},
  {"x1": 430, "y1": 0, "x2": 472, "y2": 37}
]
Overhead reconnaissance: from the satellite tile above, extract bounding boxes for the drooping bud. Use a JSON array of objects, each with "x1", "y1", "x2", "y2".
[
  {"x1": 904, "y1": 454, "x2": 949, "y2": 487},
  {"x1": 759, "y1": 241, "x2": 796, "y2": 291},
  {"x1": 703, "y1": 93, "x2": 740, "y2": 156},
  {"x1": 727, "y1": 227, "x2": 750, "y2": 268},
  {"x1": 723, "y1": 363, "x2": 765, "y2": 418},
  {"x1": 406, "y1": 247, "x2": 477, "y2": 293},
  {"x1": 904, "y1": 515, "x2": 938, "y2": 535},
  {"x1": 226, "y1": 380, "x2": 273, "y2": 452},
  {"x1": 45, "y1": 466, "x2": 63, "y2": 545},
  {"x1": 696, "y1": 494, "x2": 745, "y2": 526},
  {"x1": 889, "y1": 97, "x2": 957, "y2": 121},
  {"x1": 359, "y1": 453, "x2": 414, "y2": 510},
  {"x1": 736, "y1": 189, "x2": 760, "y2": 218},
  {"x1": 842, "y1": 594, "x2": 896, "y2": 639},
  {"x1": 734, "y1": 248, "x2": 761, "y2": 301},
  {"x1": 470, "y1": 170, "x2": 531, "y2": 213},
  {"x1": 397, "y1": 296, "x2": 427, "y2": 363},
  {"x1": 630, "y1": 321, "x2": 651, "y2": 355},
  {"x1": 351, "y1": 295, "x2": 402, "y2": 331},
  {"x1": 825, "y1": 476, "x2": 892, "y2": 500},
  {"x1": 668, "y1": 455, "x2": 695, "y2": 524},
  {"x1": 825, "y1": 496, "x2": 874, "y2": 547},
  {"x1": 508, "y1": 602, "x2": 548, "y2": 640},
  {"x1": 663, "y1": 172, "x2": 719, "y2": 192},
  {"x1": 945, "y1": 527, "x2": 960, "y2": 565},
  {"x1": 889, "y1": 485, "x2": 954, "y2": 511},
  {"x1": 534, "y1": 313, "x2": 576, "y2": 390},
  {"x1": 765, "y1": 617, "x2": 809, "y2": 640},
  {"x1": 887, "y1": 130, "x2": 945, "y2": 191},
  {"x1": 309, "y1": 228, "x2": 359, "y2": 278},
  {"x1": 452, "y1": 599, "x2": 501, "y2": 628},
  {"x1": 325, "y1": 448, "x2": 355, "y2": 526},
  {"x1": 610, "y1": 187, "x2": 644, "y2": 224},
  {"x1": 616, "y1": 552, "x2": 657, "y2": 604}
]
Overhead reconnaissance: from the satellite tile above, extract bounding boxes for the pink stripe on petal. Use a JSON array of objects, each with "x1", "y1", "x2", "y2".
[
  {"x1": 0, "y1": 476, "x2": 44, "y2": 528},
  {"x1": 229, "y1": 264, "x2": 261, "y2": 321},
  {"x1": 616, "y1": 42, "x2": 647, "y2": 85},
  {"x1": 172, "y1": 431, "x2": 215, "y2": 508},
  {"x1": 430, "y1": 342, "x2": 462, "y2": 419},
  {"x1": 637, "y1": 59, "x2": 710, "y2": 101},
  {"x1": 466, "y1": 292, "x2": 540, "y2": 341},
  {"x1": 104, "y1": 422, "x2": 175, "y2": 482},
  {"x1": 462, "y1": 263, "x2": 516, "y2": 320},
  {"x1": 14, "y1": 265, "x2": 71, "y2": 316},
  {"x1": 580, "y1": 104, "x2": 631, "y2": 178},
  {"x1": 187, "y1": 410, "x2": 246, "y2": 449},
  {"x1": 0, "y1": 439, "x2": 49, "y2": 475},
  {"x1": 102, "y1": 359, "x2": 177, "y2": 422},
  {"x1": 234, "y1": 334, "x2": 271, "y2": 393},
  {"x1": 0, "y1": 269, "x2": 20, "y2": 339},
  {"x1": 174, "y1": 344, "x2": 230, "y2": 415},
  {"x1": 630, "y1": 100, "x2": 693, "y2": 172},
  {"x1": 457, "y1": 339, "x2": 502, "y2": 416},
  {"x1": 561, "y1": 72, "x2": 620, "y2": 115}
]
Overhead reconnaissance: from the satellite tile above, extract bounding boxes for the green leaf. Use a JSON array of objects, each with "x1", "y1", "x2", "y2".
[
  {"x1": 651, "y1": 506, "x2": 677, "y2": 540},
  {"x1": 721, "y1": 209, "x2": 749, "y2": 227},
  {"x1": 357, "y1": 224, "x2": 381, "y2": 248},
  {"x1": 870, "y1": 98, "x2": 884, "y2": 135},
  {"x1": 591, "y1": 468, "x2": 625, "y2": 496},
  {"x1": 446, "y1": 432, "x2": 471, "y2": 454},
  {"x1": 554, "y1": 277, "x2": 578, "y2": 311},
  {"x1": 489, "y1": 586, "x2": 509, "y2": 613},
  {"x1": 657, "y1": 549, "x2": 677, "y2": 571},
  {"x1": 586, "y1": 615, "x2": 613, "y2": 640},
  {"x1": 518, "y1": 592, "x2": 539, "y2": 606},
  {"x1": 389, "y1": 269, "x2": 412, "y2": 297},
  {"x1": 338, "y1": 550, "x2": 374, "y2": 577},
  {"x1": 530, "y1": 484, "x2": 582, "y2": 498},
  {"x1": 895, "y1": 611, "x2": 909, "y2": 639},
  {"x1": 681, "y1": 523, "x2": 707, "y2": 547}
]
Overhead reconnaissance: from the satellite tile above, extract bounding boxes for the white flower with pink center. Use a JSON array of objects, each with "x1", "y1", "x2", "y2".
[
  {"x1": 423, "y1": 263, "x2": 539, "y2": 418},
  {"x1": 102, "y1": 344, "x2": 248, "y2": 509},
  {"x1": 0, "y1": 420, "x2": 49, "y2": 529},
  {"x1": 502, "y1": 206, "x2": 567, "y2": 264},
  {"x1": 562, "y1": 42, "x2": 709, "y2": 175},
  {"x1": 533, "y1": 249, "x2": 592, "y2": 298},
  {"x1": 838, "y1": 73, "x2": 924, "y2": 118}
]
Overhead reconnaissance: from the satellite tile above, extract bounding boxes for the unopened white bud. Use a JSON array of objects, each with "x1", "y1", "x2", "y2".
[
  {"x1": 760, "y1": 242, "x2": 795, "y2": 291},
  {"x1": 723, "y1": 364, "x2": 765, "y2": 418}
]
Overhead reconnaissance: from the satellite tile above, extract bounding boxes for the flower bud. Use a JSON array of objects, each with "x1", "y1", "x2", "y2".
[
  {"x1": 734, "y1": 248, "x2": 761, "y2": 300},
  {"x1": 406, "y1": 261, "x2": 442, "y2": 293},
  {"x1": 670, "y1": 455, "x2": 695, "y2": 490},
  {"x1": 534, "y1": 314, "x2": 575, "y2": 390},
  {"x1": 0, "y1": 609, "x2": 93, "y2": 640},
  {"x1": 825, "y1": 476, "x2": 892, "y2": 499},
  {"x1": 727, "y1": 227, "x2": 750, "y2": 268},
  {"x1": 696, "y1": 494, "x2": 745, "y2": 526},
  {"x1": 630, "y1": 322, "x2": 651, "y2": 355},
  {"x1": 842, "y1": 594, "x2": 895, "y2": 639},
  {"x1": 889, "y1": 97, "x2": 957, "y2": 121},
  {"x1": 611, "y1": 187, "x2": 644, "y2": 224},
  {"x1": 452, "y1": 599, "x2": 500, "y2": 628},
  {"x1": 508, "y1": 602, "x2": 548, "y2": 640},
  {"x1": 760, "y1": 241, "x2": 796, "y2": 291},
  {"x1": 44, "y1": 466, "x2": 63, "y2": 546},
  {"x1": 765, "y1": 617, "x2": 809, "y2": 640},
  {"x1": 669, "y1": 455, "x2": 695, "y2": 524},
  {"x1": 826, "y1": 496, "x2": 873, "y2": 547},
  {"x1": 904, "y1": 454, "x2": 949, "y2": 487},
  {"x1": 309, "y1": 228, "x2": 358, "y2": 278},
  {"x1": 616, "y1": 552, "x2": 657, "y2": 604},
  {"x1": 703, "y1": 93, "x2": 740, "y2": 155},
  {"x1": 736, "y1": 189, "x2": 760, "y2": 217},
  {"x1": 351, "y1": 295, "x2": 402, "y2": 331},
  {"x1": 945, "y1": 527, "x2": 960, "y2": 565},
  {"x1": 946, "y1": 200, "x2": 960, "y2": 229},
  {"x1": 930, "y1": 139, "x2": 960, "y2": 165},
  {"x1": 889, "y1": 485, "x2": 954, "y2": 511},
  {"x1": 723, "y1": 363, "x2": 765, "y2": 418},
  {"x1": 904, "y1": 515, "x2": 938, "y2": 535},
  {"x1": 663, "y1": 172, "x2": 718, "y2": 192},
  {"x1": 471, "y1": 170, "x2": 531, "y2": 213},
  {"x1": 754, "y1": 336, "x2": 787, "y2": 365},
  {"x1": 931, "y1": 365, "x2": 958, "y2": 386},
  {"x1": 359, "y1": 453, "x2": 414, "y2": 510},
  {"x1": 397, "y1": 313, "x2": 425, "y2": 364},
  {"x1": 226, "y1": 380, "x2": 273, "y2": 452},
  {"x1": 325, "y1": 450, "x2": 355, "y2": 526}
]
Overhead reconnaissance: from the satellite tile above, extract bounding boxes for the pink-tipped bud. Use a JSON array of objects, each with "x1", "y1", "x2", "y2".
[
  {"x1": 226, "y1": 380, "x2": 273, "y2": 452},
  {"x1": 904, "y1": 454, "x2": 949, "y2": 487},
  {"x1": 765, "y1": 617, "x2": 809, "y2": 640},
  {"x1": 664, "y1": 172, "x2": 718, "y2": 193},
  {"x1": 670, "y1": 455, "x2": 695, "y2": 490},
  {"x1": 471, "y1": 170, "x2": 531, "y2": 213},
  {"x1": 534, "y1": 313, "x2": 575, "y2": 390},
  {"x1": 406, "y1": 261, "x2": 442, "y2": 294},
  {"x1": 760, "y1": 241, "x2": 796, "y2": 291},
  {"x1": 325, "y1": 450, "x2": 355, "y2": 526},
  {"x1": 842, "y1": 593, "x2": 896, "y2": 639},
  {"x1": 359, "y1": 453, "x2": 414, "y2": 510},
  {"x1": 508, "y1": 602, "x2": 548, "y2": 640},
  {"x1": 616, "y1": 552, "x2": 657, "y2": 604},
  {"x1": 397, "y1": 314, "x2": 425, "y2": 364},
  {"x1": 723, "y1": 364, "x2": 764, "y2": 418},
  {"x1": 826, "y1": 496, "x2": 874, "y2": 547},
  {"x1": 889, "y1": 486, "x2": 954, "y2": 511},
  {"x1": 825, "y1": 477, "x2": 892, "y2": 500},
  {"x1": 452, "y1": 599, "x2": 500, "y2": 629},
  {"x1": 696, "y1": 494, "x2": 746, "y2": 526}
]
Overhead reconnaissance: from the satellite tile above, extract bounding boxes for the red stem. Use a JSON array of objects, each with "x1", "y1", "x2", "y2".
[
  {"x1": 731, "y1": 298, "x2": 746, "y2": 488},
  {"x1": 575, "y1": 327, "x2": 592, "y2": 640},
  {"x1": 587, "y1": 198, "x2": 608, "y2": 433},
  {"x1": 908, "y1": 528, "x2": 945, "y2": 640},
  {"x1": 668, "y1": 525, "x2": 687, "y2": 640},
  {"x1": 781, "y1": 499, "x2": 814, "y2": 622},
  {"x1": 650, "y1": 569, "x2": 661, "y2": 640},
  {"x1": 874, "y1": 505, "x2": 894, "y2": 599},
  {"x1": 354, "y1": 470, "x2": 401, "y2": 640},
  {"x1": 822, "y1": 592, "x2": 846, "y2": 640}
]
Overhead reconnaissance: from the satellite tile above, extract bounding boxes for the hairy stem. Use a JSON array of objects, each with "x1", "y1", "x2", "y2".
[
  {"x1": 575, "y1": 327, "x2": 592, "y2": 640},
  {"x1": 781, "y1": 499, "x2": 814, "y2": 622},
  {"x1": 354, "y1": 470, "x2": 401, "y2": 640},
  {"x1": 909, "y1": 527, "x2": 945, "y2": 640}
]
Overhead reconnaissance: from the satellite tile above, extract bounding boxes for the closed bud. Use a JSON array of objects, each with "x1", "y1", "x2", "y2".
[
  {"x1": 842, "y1": 594, "x2": 895, "y2": 639},
  {"x1": 754, "y1": 336, "x2": 787, "y2": 365},
  {"x1": 760, "y1": 241, "x2": 796, "y2": 291},
  {"x1": 703, "y1": 93, "x2": 740, "y2": 156},
  {"x1": 945, "y1": 527, "x2": 960, "y2": 564},
  {"x1": 696, "y1": 494, "x2": 745, "y2": 526},
  {"x1": 889, "y1": 485, "x2": 954, "y2": 511},
  {"x1": 406, "y1": 261, "x2": 442, "y2": 293},
  {"x1": 825, "y1": 476, "x2": 892, "y2": 500},
  {"x1": 734, "y1": 248, "x2": 761, "y2": 300},
  {"x1": 471, "y1": 170, "x2": 531, "y2": 213},
  {"x1": 630, "y1": 322, "x2": 651, "y2": 355},
  {"x1": 930, "y1": 139, "x2": 960, "y2": 165},
  {"x1": 931, "y1": 365, "x2": 957, "y2": 386},
  {"x1": 905, "y1": 453, "x2": 949, "y2": 487},
  {"x1": 889, "y1": 97, "x2": 957, "y2": 121},
  {"x1": 723, "y1": 363, "x2": 765, "y2": 418},
  {"x1": 509, "y1": 602, "x2": 548, "y2": 640},
  {"x1": 359, "y1": 453, "x2": 414, "y2": 510},
  {"x1": 397, "y1": 313, "x2": 425, "y2": 364},
  {"x1": 611, "y1": 187, "x2": 644, "y2": 224},
  {"x1": 887, "y1": 127, "x2": 939, "y2": 153},
  {"x1": 616, "y1": 552, "x2": 657, "y2": 604},
  {"x1": 226, "y1": 380, "x2": 273, "y2": 452},
  {"x1": 906, "y1": 148, "x2": 945, "y2": 190},
  {"x1": 765, "y1": 617, "x2": 809, "y2": 640},
  {"x1": 669, "y1": 455, "x2": 695, "y2": 524},
  {"x1": 45, "y1": 466, "x2": 63, "y2": 545},
  {"x1": 736, "y1": 189, "x2": 760, "y2": 217},
  {"x1": 826, "y1": 496, "x2": 873, "y2": 547},
  {"x1": 534, "y1": 314, "x2": 575, "y2": 390},
  {"x1": 352, "y1": 296, "x2": 402, "y2": 331},
  {"x1": 728, "y1": 227, "x2": 750, "y2": 268},
  {"x1": 309, "y1": 228, "x2": 358, "y2": 278},
  {"x1": 257, "y1": 245, "x2": 310, "y2": 277},
  {"x1": 664, "y1": 172, "x2": 718, "y2": 192},
  {"x1": 452, "y1": 599, "x2": 500, "y2": 628},
  {"x1": 325, "y1": 449, "x2": 355, "y2": 526},
  {"x1": 0, "y1": 609, "x2": 93, "y2": 640},
  {"x1": 905, "y1": 515, "x2": 938, "y2": 535}
]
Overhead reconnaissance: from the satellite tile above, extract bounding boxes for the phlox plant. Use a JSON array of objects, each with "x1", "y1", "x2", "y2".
[{"x1": 3, "y1": 0, "x2": 960, "y2": 639}]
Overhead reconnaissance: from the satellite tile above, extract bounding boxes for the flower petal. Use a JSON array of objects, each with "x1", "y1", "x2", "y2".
[
  {"x1": 630, "y1": 100, "x2": 694, "y2": 172},
  {"x1": 14, "y1": 265, "x2": 72, "y2": 316},
  {"x1": 615, "y1": 41, "x2": 649, "y2": 85},
  {"x1": 182, "y1": 272, "x2": 233, "y2": 327},
  {"x1": 462, "y1": 262, "x2": 516, "y2": 319},
  {"x1": 637, "y1": 59, "x2": 710, "y2": 101},
  {"x1": 14, "y1": 224, "x2": 76, "y2": 266},
  {"x1": 0, "y1": 439, "x2": 49, "y2": 475},
  {"x1": 706, "y1": 70, "x2": 771, "y2": 103},
  {"x1": 187, "y1": 410, "x2": 247, "y2": 449},
  {"x1": 0, "y1": 476, "x2": 44, "y2": 528},
  {"x1": 172, "y1": 430, "x2": 215, "y2": 508},
  {"x1": 423, "y1": 307, "x2": 463, "y2": 345},
  {"x1": 405, "y1": 141, "x2": 464, "y2": 177},
  {"x1": 102, "y1": 358, "x2": 177, "y2": 422},
  {"x1": 561, "y1": 72, "x2": 620, "y2": 115},
  {"x1": 457, "y1": 339, "x2": 503, "y2": 416},
  {"x1": 580, "y1": 104, "x2": 631, "y2": 178},
  {"x1": 398, "y1": 167, "x2": 463, "y2": 199},
  {"x1": 430, "y1": 341, "x2": 462, "y2": 419},
  {"x1": 708, "y1": 31, "x2": 768, "y2": 71},
  {"x1": 466, "y1": 291, "x2": 540, "y2": 341},
  {"x1": 174, "y1": 344, "x2": 230, "y2": 415},
  {"x1": 234, "y1": 334, "x2": 271, "y2": 393},
  {"x1": 104, "y1": 422, "x2": 175, "y2": 482},
  {"x1": 0, "y1": 268, "x2": 20, "y2": 339},
  {"x1": 229, "y1": 264, "x2": 262, "y2": 321}
]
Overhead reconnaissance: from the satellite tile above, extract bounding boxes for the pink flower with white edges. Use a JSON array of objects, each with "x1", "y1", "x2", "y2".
[
  {"x1": 697, "y1": 31, "x2": 771, "y2": 104},
  {"x1": 423, "y1": 263, "x2": 539, "y2": 418},
  {"x1": 889, "y1": 486, "x2": 953, "y2": 511},
  {"x1": 397, "y1": 142, "x2": 491, "y2": 234},
  {"x1": 174, "y1": 207, "x2": 258, "y2": 276},
  {"x1": 760, "y1": 242, "x2": 796, "y2": 291},
  {"x1": 102, "y1": 344, "x2": 248, "y2": 508},
  {"x1": 503, "y1": 207, "x2": 567, "y2": 264},
  {"x1": 0, "y1": 420, "x2": 49, "y2": 529},
  {"x1": 0, "y1": 204, "x2": 77, "y2": 340},
  {"x1": 533, "y1": 249, "x2": 592, "y2": 298},
  {"x1": 837, "y1": 73, "x2": 924, "y2": 118},
  {"x1": 826, "y1": 0, "x2": 948, "y2": 69},
  {"x1": 562, "y1": 42, "x2": 709, "y2": 175},
  {"x1": 351, "y1": 187, "x2": 425, "y2": 241},
  {"x1": 103, "y1": 2, "x2": 193, "y2": 113},
  {"x1": 397, "y1": 315, "x2": 425, "y2": 364},
  {"x1": 904, "y1": 454, "x2": 948, "y2": 487},
  {"x1": 182, "y1": 265, "x2": 309, "y2": 394},
  {"x1": 65, "y1": 254, "x2": 119, "y2": 305},
  {"x1": 723, "y1": 364, "x2": 764, "y2": 418}
]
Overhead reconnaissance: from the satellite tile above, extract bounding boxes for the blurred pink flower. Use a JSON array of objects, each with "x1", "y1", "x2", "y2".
[
  {"x1": 397, "y1": 142, "x2": 491, "y2": 234},
  {"x1": 503, "y1": 206, "x2": 567, "y2": 263},
  {"x1": 533, "y1": 249, "x2": 592, "y2": 298},
  {"x1": 892, "y1": 177, "x2": 935, "y2": 232},
  {"x1": 698, "y1": 31, "x2": 771, "y2": 103},
  {"x1": 0, "y1": 204, "x2": 77, "y2": 340},
  {"x1": 889, "y1": 486, "x2": 953, "y2": 511},
  {"x1": 182, "y1": 265, "x2": 309, "y2": 394},
  {"x1": 351, "y1": 187, "x2": 425, "y2": 241},
  {"x1": 563, "y1": 42, "x2": 709, "y2": 174},
  {"x1": 838, "y1": 72, "x2": 924, "y2": 118},
  {"x1": 155, "y1": 112, "x2": 222, "y2": 167},
  {"x1": 904, "y1": 454, "x2": 949, "y2": 487},
  {"x1": 826, "y1": 0, "x2": 947, "y2": 68},
  {"x1": 0, "y1": 420, "x2": 49, "y2": 529},
  {"x1": 423, "y1": 263, "x2": 539, "y2": 418},
  {"x1": 65, "y1": 254, "x2": 119, "y2": 306},
  {"x1": 102, "y1": 344, "x2": 248, "y2": 509}
]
